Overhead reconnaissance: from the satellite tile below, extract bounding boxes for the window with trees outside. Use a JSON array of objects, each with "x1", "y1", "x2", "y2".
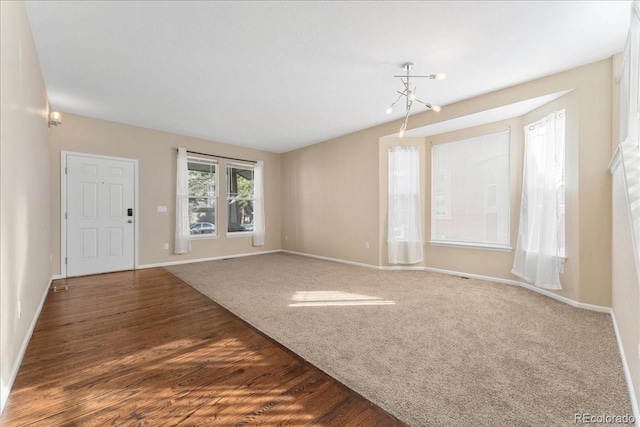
[
  {"x1": 431, "y1": 131, "x2": 510, "y2": 249},
  {"x1": 188, "y1": 158, "x2": 217, "y2": 237},
  {"x1": 227, "y1": 164, "x2": 255, "y2": 233}
]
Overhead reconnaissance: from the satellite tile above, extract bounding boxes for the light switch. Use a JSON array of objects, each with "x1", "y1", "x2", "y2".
[{"x1": 157, "y1": 206, "x2": 167, "y2": 213}]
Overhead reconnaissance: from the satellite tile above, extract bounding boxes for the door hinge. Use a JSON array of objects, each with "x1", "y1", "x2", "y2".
[
  {"x1": 65, "y1": 257, "x2": 67, "y2": 264},
  {"x1": 65, "y1": 212, "x2": 67, "y2": 220},
  {"x1": 65, "y1": 167, "x2": 67, "y2": 174}
]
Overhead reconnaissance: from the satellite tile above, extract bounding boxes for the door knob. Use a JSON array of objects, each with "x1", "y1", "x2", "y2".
[{"x1": 127, "y1": 220, "x2": 133, "y2": 223}]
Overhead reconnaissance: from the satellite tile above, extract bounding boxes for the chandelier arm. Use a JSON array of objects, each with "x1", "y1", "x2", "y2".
[
  {"x1": 391, "y1": 93, "x2": 403, "y2": 104},
  {"x1": 400, "y1": 109, "x2": 410, "y2": 133},
  {"x1": 393, "y1": 75, "x2": 437, "y2": 78}
]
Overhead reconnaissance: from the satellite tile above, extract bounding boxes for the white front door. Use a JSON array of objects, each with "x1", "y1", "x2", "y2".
[{"x1": 66, "y1": 154, "x2": 135, "y2": 277}]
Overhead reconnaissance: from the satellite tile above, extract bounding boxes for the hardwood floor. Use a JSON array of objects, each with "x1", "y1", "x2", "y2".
[{"x1": 1, "y1": 268, "x2": 405, "y2": 426}]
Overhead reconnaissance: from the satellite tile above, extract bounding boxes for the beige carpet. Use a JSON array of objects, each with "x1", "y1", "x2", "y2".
[{"x1": 166, "y1": 253, "x2": 632, "y2": 426}]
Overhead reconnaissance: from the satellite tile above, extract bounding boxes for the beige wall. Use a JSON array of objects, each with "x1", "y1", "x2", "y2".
[
  {"x1": 0, "y1": 0, "x2": 52, "y2": 410},
  {"x1": 281, "y1": 126, "x2": 382, "y2": 265},
  {"x1": 611, "y1": 164, "x2": 640, "y2": 412},
  {"x1": 611, "y1": 49, "x2": 640, "y2": 414},
  {"x1": 282, "y1": 58, "x2": 614, "y2": 307},
  {"x1": 50, "y1": 113, "x2": 281, "y2": 274}
]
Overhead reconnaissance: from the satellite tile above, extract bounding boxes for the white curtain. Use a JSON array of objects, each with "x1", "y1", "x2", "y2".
[
  {"x1": 512, "y1": 111, "x2": 565, "y2": 290},
  {"x1": 175, "y1": 148, "x2": 191, "y2": 254},
  {"x1": 252, "y1": 160, "x2": 265, "y2": 247},
  {"x1": 388, "y1": 146, "x2": 423, "y2": 264}
]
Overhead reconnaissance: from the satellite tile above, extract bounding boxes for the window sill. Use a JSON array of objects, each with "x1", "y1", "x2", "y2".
[
  {"x1": 429, "y1": 240, "x2": 512, "y2": 252},
  {"x1": 190, "y1": 234, "x2": 220, "y2": 240},
  {"x1": 226, "y1": 231, "x2": 253, "y2": 238}
]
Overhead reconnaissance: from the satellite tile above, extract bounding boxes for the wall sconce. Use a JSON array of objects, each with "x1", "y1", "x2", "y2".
[{"x1": 49, "y1": 111, "x2": 62, "y2": 127}]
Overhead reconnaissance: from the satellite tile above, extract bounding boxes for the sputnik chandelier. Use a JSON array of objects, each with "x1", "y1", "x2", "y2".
[{"x1": 386, "y1": 62, "x2": 445, "y2": 137}]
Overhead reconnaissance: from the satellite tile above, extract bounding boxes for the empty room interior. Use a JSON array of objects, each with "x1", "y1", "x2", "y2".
[{"x1": 2, "y1": 1, "x2": 640, "y2": 425}]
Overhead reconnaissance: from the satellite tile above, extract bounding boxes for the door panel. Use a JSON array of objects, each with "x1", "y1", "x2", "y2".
[
  {"x1": 67, "y1": 154, "x2": 135, "y2": 276},
  {"x1": 81, "y1": 228, "x2": 98, "y2": 259}
]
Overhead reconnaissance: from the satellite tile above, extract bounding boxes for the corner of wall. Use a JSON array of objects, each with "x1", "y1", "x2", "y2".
[{"x1": 0, "y1": 0, "x2": 52, "y2": 414}]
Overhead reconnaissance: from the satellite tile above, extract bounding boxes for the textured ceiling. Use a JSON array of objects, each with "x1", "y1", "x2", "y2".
[{"x1": 24, "y1": 1, "x2": 630, "y2": 153}]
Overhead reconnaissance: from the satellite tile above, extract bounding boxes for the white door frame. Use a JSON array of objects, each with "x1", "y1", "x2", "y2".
[{"x1": 60, "y1": 151, "x2": 139, "y2": 278}]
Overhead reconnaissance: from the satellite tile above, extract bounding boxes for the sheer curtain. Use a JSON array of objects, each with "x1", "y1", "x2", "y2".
[
  {"x1": 252, "y1": 160, "x2": 265, "y2": 247},
  {"x1": 388, "y1": 146, "x2": 423, "y2": 264},
  {"x1": 175, "y1": 148, "x2": 191, "y2": 254},
  {"x1": 512, "y1": 111, "x2": 565, "y2": 290}
]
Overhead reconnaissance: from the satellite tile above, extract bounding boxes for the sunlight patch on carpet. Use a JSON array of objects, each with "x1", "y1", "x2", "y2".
[{"x1": 288, "y1": 290, "x2": 396, "y2": 307}]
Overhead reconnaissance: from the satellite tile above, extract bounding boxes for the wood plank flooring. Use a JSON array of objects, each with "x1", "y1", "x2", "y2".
[{"x1": 1, "y1": 268, "x2": 405, "y2": 426}]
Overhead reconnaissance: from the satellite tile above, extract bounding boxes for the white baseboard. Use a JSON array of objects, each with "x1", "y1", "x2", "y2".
[
  {"x1": 138, "y1": 249, "x2": 282, "y2": 269},
  {"x1": 51, "y1": 274, "x2": 64, "y2": 280},
  {"x1": 282, "y1": 250, "x2": 378, "y2": 270},
  {"x1": 414, "y1": 265, "x2": 611, "y2": 313},
  {"x1": 611, "y1": 310, "x2": 640, "y2": 426},
  {"x1": 1, "y1": 276, "x2": 51, "y2": 414}
]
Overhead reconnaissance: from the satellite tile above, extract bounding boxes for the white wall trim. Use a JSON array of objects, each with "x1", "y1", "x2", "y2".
[
  {"x1": 611, "y1": 310, "x2": 640, "y2": 425},
  {"x1": 609, "y1": 144, "x2": 622, "y2": 173},
  {"x1": 138, "y1": 249, "x2": 282, "y2": 269},
  {"x1": 282, "y1": 250, "x2": 379, "y2": 270},
  {"x1": 1, "y1": 277, "x2": 51, "y2": 414}
]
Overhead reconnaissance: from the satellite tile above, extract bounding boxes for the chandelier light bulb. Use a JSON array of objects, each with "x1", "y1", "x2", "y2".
[
  {"x1": 386, "y1": 105, "x2": 394, "y2": 114},
  {"x1": 399, "y1": 128, "x2": 405, "y2": 138},
  {"x1": 432, "y1": 105, "x2": 442, "y2": 112},
  {"x1": 408, "y1": 91, "x2": 416, "y2": 101},
  {"x1": 435, "y1": 73, "x2": 446, "y2": 80}
]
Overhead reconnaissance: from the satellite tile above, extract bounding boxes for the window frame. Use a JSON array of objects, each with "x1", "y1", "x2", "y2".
[
  {"x1": 429, "y1": 130, "x2": 512, "y2": 251},
  {"x1": 226, "y1": 162, "x2": 256, "y2": 236},
  {"x1": 187, "y1": 156, "x2": 219, "y2": 240}
]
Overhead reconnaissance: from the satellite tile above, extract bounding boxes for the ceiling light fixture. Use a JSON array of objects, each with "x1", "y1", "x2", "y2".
[{"x1": 386, "y1": 62, "x2": 445, "y2": 138}]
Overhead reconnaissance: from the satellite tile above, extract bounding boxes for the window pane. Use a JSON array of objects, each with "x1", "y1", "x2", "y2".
[
  {"x1": 189, "y1": 197, "x2": 216, "y2": 235},
  {"x1": 188, "y1": 161, "x2": 216, "y2": 197},
  {"x1": 187, "y1": 159, "x2": 216, "y2": 236},
  {"x1": 227, "y1": 167, "x2": 254, "y2": 198},
  {"x1": 227, "y1": 199, "x2": 254, "y2": 232},
  {"x1": 432, "y1": 131, "x2": 510, "y2": 246}
]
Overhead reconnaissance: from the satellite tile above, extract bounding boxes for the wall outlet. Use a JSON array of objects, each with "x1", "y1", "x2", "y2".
[
  {"x1": 164, "y1": 243, "x2": 169, "y2": 250},
  {"x1": 157, "y1": 205, "x2": 167, "y2": 213},
  {"x1": 18, "y1": 300, "x2": 22, "y2": 319},
  {"x1": 365, "y1": 241, "x2": 370, "y2": 249},
  {"x1": 285, "y1": 235, "x2": 288, "y2": 241}
]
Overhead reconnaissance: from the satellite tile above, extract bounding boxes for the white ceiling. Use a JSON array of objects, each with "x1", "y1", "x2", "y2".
[{"x1": 24, "y1": 1, "x2": 630, "y2": 153}]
